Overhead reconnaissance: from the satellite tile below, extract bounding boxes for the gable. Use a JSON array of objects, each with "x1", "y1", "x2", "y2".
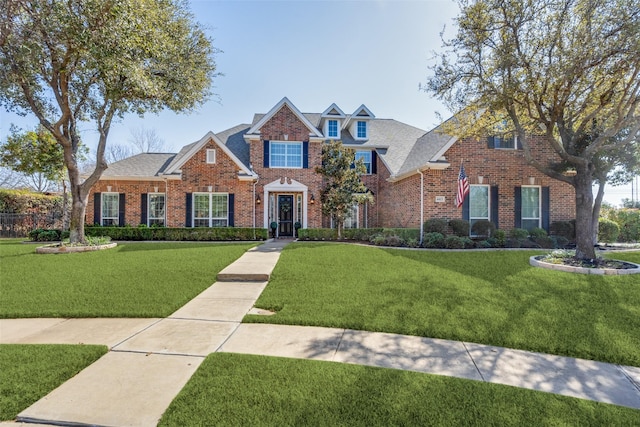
[{"x1": 246, "y1": 97, "x2": 322, "y2": 138}]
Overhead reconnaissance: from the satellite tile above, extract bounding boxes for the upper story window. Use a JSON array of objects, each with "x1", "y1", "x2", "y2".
[
  {"x1": 327, "y1": 120, "x2": 339, "y2": 138},
  {"x1": 356, "y1": 121, "x2": 367, "y2": 139},
  {"x1": 355, "y1": 151, "x2": 372, "y2": 174},
  {"x1": 270, "y1": 141, "x2": 302, "y2": 168},
  {"x1": 489, "y1": 118, "x2": 518, "y2": 149},
  {"x1": 206, "y1": 149, "x2": 216, "y2": 164}
]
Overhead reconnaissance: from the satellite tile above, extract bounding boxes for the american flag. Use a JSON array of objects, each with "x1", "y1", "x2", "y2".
[{"x1": 455, "y1": 163, "x2": 470, "y2": 208}]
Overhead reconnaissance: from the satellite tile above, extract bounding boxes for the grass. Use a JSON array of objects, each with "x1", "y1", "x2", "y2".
[
  {"x1": 0, "y1": 344, "x2": 107, "y2": 421},
  {"x1": 247, "y1": 243, "x2": 640, "y2": 367},
  {"x1": 160, "y1": 353, "x2": 640, "y2": 426},
  {"x1": 0, "y1": 239, "x2": 255, "y2": 318}
]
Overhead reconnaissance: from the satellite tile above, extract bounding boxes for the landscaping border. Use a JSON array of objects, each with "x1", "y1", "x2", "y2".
[{"x1": 529, "y1": 255, "x2": 640, "y2": 275}]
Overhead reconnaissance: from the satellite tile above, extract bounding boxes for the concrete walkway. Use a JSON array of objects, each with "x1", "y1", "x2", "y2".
[{"x1": 2, "y1": 239, "x2": 640, "y2": 426}]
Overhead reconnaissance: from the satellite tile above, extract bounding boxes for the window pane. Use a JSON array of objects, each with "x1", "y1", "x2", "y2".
[
  {"x1": 355, "y1": 151, "x2": 371, "y2": 174},
  {"x1": 211, "y1": 194, "x2": 228, "y2": 219},
  {"x1": 286, "y1": 143, "x2": 302, "y2": 168},
  {"x1": 149, "y1": 194, "x2": 165, "y2": 219},
  {"x1": 102, "y1": 193, "x2": 118, "y2": 225},
  {"x1": 270, "y1": 143, "x2": 286, "y2": 167},
  {"x1": 522, "y1": 219, "x2": 540, "y2": 231},
  {"x1": 328, "y1": 120, "x2": 338, "y2": 137},
  {"x1": 469, "y1": 186, "x2": 489, "y2": 218},
  {"x1": 357, "y1": 121, "x2": 366, "y2": 138},
  {"x1": 521, "y1": 187, "x2": 540, "y2": 218},
  {"x1": 194, "y1": 194, "x2": 210, "y2": 219},
  {"x1": 344, "y1": 204, "x2": 359, "y2": 229}
]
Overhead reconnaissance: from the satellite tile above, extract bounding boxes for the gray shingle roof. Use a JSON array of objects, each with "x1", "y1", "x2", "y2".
[
  {"x1": 100, "y1": 110, "x2": 456, "y2": 180},
  {"x1": 102, "y1": 153, "x2": 176, "y2": 177}
]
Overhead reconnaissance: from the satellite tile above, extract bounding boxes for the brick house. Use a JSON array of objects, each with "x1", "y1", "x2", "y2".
[{"x1": 87, "y1": 97, "x2": 575, "y2": 237}]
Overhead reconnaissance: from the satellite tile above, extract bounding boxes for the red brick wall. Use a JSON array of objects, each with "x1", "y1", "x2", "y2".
[{"x1": 377, "y1": 135, "x2": 576, "y2": 229}]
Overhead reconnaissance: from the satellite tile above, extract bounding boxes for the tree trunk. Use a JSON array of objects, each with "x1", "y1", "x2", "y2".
[
  {"x1": 68, "y1": 182, "x2": 89, "y2": 244},
  {"x1": 574, "y1": 171, "x2": 597, "y2": 259},
  {"x1": 591, "y1": 181, "x2": 606, "y2": 246}
]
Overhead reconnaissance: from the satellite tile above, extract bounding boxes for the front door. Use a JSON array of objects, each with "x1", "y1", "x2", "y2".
[{"x1": 278, "y1": 195, "x2": 294, "y2": 237}]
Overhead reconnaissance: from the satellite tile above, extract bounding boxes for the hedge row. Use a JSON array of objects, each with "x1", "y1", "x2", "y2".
[
  {"x1": 0, "y1": 189, "x2": 63, "y2": 214},
  {"x1": 83, "y1": 226, "x2": 268, "y2": 241}
]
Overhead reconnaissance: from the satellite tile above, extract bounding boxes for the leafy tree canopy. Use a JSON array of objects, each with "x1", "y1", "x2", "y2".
[
  {"x1": 0, "y1": 0, "x2": 217, "y2": 242},
  {"x1": 426, "y1": 0, "x2": 639, "y2": 259}
]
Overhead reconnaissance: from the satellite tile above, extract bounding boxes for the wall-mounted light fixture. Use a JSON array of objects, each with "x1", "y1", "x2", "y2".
[
  {"x1": 256, "y1": 194, "x2": 261, "y2": 204},
  {"x1": 310, "y1": 194, "x2": 315, "y2": 204}
]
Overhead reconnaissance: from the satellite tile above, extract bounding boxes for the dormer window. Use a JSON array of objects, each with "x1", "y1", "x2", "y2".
[
  {"x1": 356, "y1": 121, "x2": 367, "y2": 139},
  {"x1": 327, "y1": 119, "x2": 339, "y2": 138}
]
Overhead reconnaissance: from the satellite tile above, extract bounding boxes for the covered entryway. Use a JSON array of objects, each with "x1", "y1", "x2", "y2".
[{"x1": 263, "y1": 178, "x2": 309, "y2": 238}]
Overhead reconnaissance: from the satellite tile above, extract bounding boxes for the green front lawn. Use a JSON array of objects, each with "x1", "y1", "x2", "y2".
[
  {"x1": 0, "y1": 239, "x2": 255, "y2": 318},
  {"x1": 247, "y1": 243, "x2": 640, "y2": 367},
  {"x1": 0, "y1": 344, "x2": 107, "y2": 421},
  {"x1": 160, "y1": 353, "x2": 640, "y2": 426}
]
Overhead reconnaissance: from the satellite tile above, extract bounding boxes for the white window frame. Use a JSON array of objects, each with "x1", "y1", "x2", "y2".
[
  {"x1": 193, "y1": 192, "x2": 229, "y2": 227},
  {"x1": 356, "y1": 120, "x2": 368, "y2": 139},
  {"x1": 469, "y1": 185, "x2": 490, "y2": 236},
  {"x1": 206, "y1": 149, "x2": 216, "y2": 164},
  {"x1": 269, "y1": 141, "x2": 303, "y2": 169},
  {"x1": 355, "y1": 151, "x2": 372, "y2": 174},
  {"x1": 521, "y1": 185, "x2": 541, "y2": 230},
  {"x1": 326, "y1": 119, "x2": 339, "y2": 139},
  {"x1": 148, "y1": 193, "x2": 165, "y2": 226},
  {"x1": 101, "y1": 192, "x2": 119, "y2": 226}
]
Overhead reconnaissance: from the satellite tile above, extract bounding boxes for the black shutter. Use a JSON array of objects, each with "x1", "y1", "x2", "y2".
[
  {"x1": 263, "y1": 140, "x2": 270, "y2": 168},
  {"x1": 141, "y1": 194, "x2": 148, "y2": 226},
  {"x1": 303, "y1": 141, "x2": 309, "y2": 168},
  {"x1": 514, "y1": 187, "x2": 522, "y2": 229},
  {"x1": 118, "y1": 194, "x2": 126, "y2": 226},
  {"x1": 371, "y1": 151, "x2": 377, "y2": 174},
  {"x1": 94, "y1": 193, "x2": 101, "y2": 225},
  {"x1": 542, "y1": 187, "x2": 550, "y2": 232},
  {"x1": 228, "y1": 194, "x2": 235, "y2": 227},
  {"x1": 491, "y1": 186, "x2": 499, "y2": 229},
  {"x1": 185, "y1": 193, "x2": 192, "y2": 227},
  {"x1": 516, "y1": 135, "x2": 523, "y2": 150},
  {"x1": 487, "y1": 136, "x2": 495, "y2": 149},
  {"x1": 462, "y1": 195, "x2": 470, "y2": 221}
]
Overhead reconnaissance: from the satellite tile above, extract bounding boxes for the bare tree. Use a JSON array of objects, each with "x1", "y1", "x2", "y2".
[{"x1": 129, "y1": 126, "x2": 167, "y2": 153}]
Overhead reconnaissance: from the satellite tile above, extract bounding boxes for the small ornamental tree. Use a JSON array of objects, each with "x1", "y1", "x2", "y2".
[
  {"x1": 0, "y1": 0, "x2": 217, "y2": 243},
  {"x1": 316, "y1": 140, "x2": 374, "y2": 238}
]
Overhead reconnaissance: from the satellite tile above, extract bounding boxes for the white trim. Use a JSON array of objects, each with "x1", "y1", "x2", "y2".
[
  {"x1": 521, "y1": 185, "x2": 542, "y2": 229},
  {"x1": 430, "y1": 135, "x2": 459, "y2": 163},
  {"x1": 147, "y1": 193, "x2": 166, "y2": 226},
  {"x1": 163, "y1": 131, "x2": 255, "y2": 177},
  {"x1": 269, "y1": 140, "x2": 303, "y2": 169},
  {"x1": 101, "y1": 192, "x2": 119, "y2": 226},
  {"x1": 206, "y1": 149, "x2": 216, "y2": 164},
  {"x1": 387, "y1": 161, "x2": 451, "y2": 182},
  {"x1": 321, "y1": 103, "x2": 346, "y2": 118},
  {"x1": 246, "y1": 97, "x2": 323, "y2": 137},
  {"x1": 324, "y1": 119, "x2": 341, "y2": 139},
  {"x1": 262, "y1": 178, "x2": 308, "y2": 229},
  {"x1": 192, "y1": 192, "x2": 230, "y2": 228}
]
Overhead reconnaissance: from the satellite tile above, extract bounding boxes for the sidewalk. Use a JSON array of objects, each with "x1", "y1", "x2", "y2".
[{"x1": 2, "y1": 238, "x2": 640, "y2": 426}]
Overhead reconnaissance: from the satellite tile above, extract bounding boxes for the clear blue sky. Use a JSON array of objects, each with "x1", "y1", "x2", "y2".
[{"x1": 0, "y1": 0, "x2": 636, "y2": 205}]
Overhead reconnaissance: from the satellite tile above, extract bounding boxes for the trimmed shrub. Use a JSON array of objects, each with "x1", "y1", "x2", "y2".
[
  {"x1": 550, "y1": 235, "x2": 570, "y2": 249},
  {"x1": 532, "y1": 236, "x2": 555, "y2": 249},
  {"x1": 529, "y1": 227, "x2": 548, "y2": 238},
  {"x1": 471, "y1": 220, "x2": 495, "y2": 237},
  {"x1": 84, "y1": 226, "x2": 267, "y2": 241},
  {"x1": 598, "y1": 218, "x2": 620, "y2": 243},
  {"x1": 423, "y1": 218, "x2": 448, "y2": 234},
  {"x1": 385, "y1": 235, "x2": 404, "y2": 247},
  {"x1": 423, "y1": 232, "x2": 445, "y2": 248},
  {"x1": 342, "y1": 228, "x2": 383, "y2": 241},
  {"x1": 550, "y1": 220, "x2": 576, "y2": 241},
  {"x1": 406, "y1": 238, "x2": 419, "y2": 248},
  {"x1": 371, "y1": 234, "x2": 387, "y2": 246},
  {"x1": 493, "y1": 229, "x2": 506, "y2": 247},
  {"x1": 476, "y1": 240, "x2": 492, "y2": 249},
  {"x1": 509, "y1": 228, "x2": 529, "y2": 239},
  {"x1": 448, "y1": 219, "x2": 470, "y2": 237},
  {"x1": 444, "y1": 235, "x2": 466, "y2": 249}
]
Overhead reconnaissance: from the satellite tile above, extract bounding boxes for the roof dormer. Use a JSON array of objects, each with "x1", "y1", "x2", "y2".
[
  {"x1": 345, "y1": 104, "x2": 375, "y2": 140},
  {"x1": 321, "y1": 103, "x2": 346, "y2": 140}
]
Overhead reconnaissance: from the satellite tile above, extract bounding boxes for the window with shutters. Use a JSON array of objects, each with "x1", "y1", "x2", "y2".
[
  {"x1": 469, "y1": 185, "x2": 489, "y2": 235},
  {"x1": 521, "y1": 186, "x2": 541, "y2": 230},
  {"x1": 193, "y1": 193, "x2": 228, "y2": 227},
  {"x1": 148, "y1": 193, "x2": 165, "y2": 226},
  {"x1": 270, "y1": 141, "x2": 302, "y2": 168},
  {"x1": 101, "y1": 193, "x2": 119, "y2": 226}
]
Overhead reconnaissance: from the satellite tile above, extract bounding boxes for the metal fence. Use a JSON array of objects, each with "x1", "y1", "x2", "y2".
[{"x1": 0, "y1": 212, "x2": 63, "y2": 238}]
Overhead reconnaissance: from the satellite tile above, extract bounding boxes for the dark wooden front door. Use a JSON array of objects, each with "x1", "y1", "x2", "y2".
[{"x1": 278, "y1": 195, "x2": 294, "y2": 237}]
